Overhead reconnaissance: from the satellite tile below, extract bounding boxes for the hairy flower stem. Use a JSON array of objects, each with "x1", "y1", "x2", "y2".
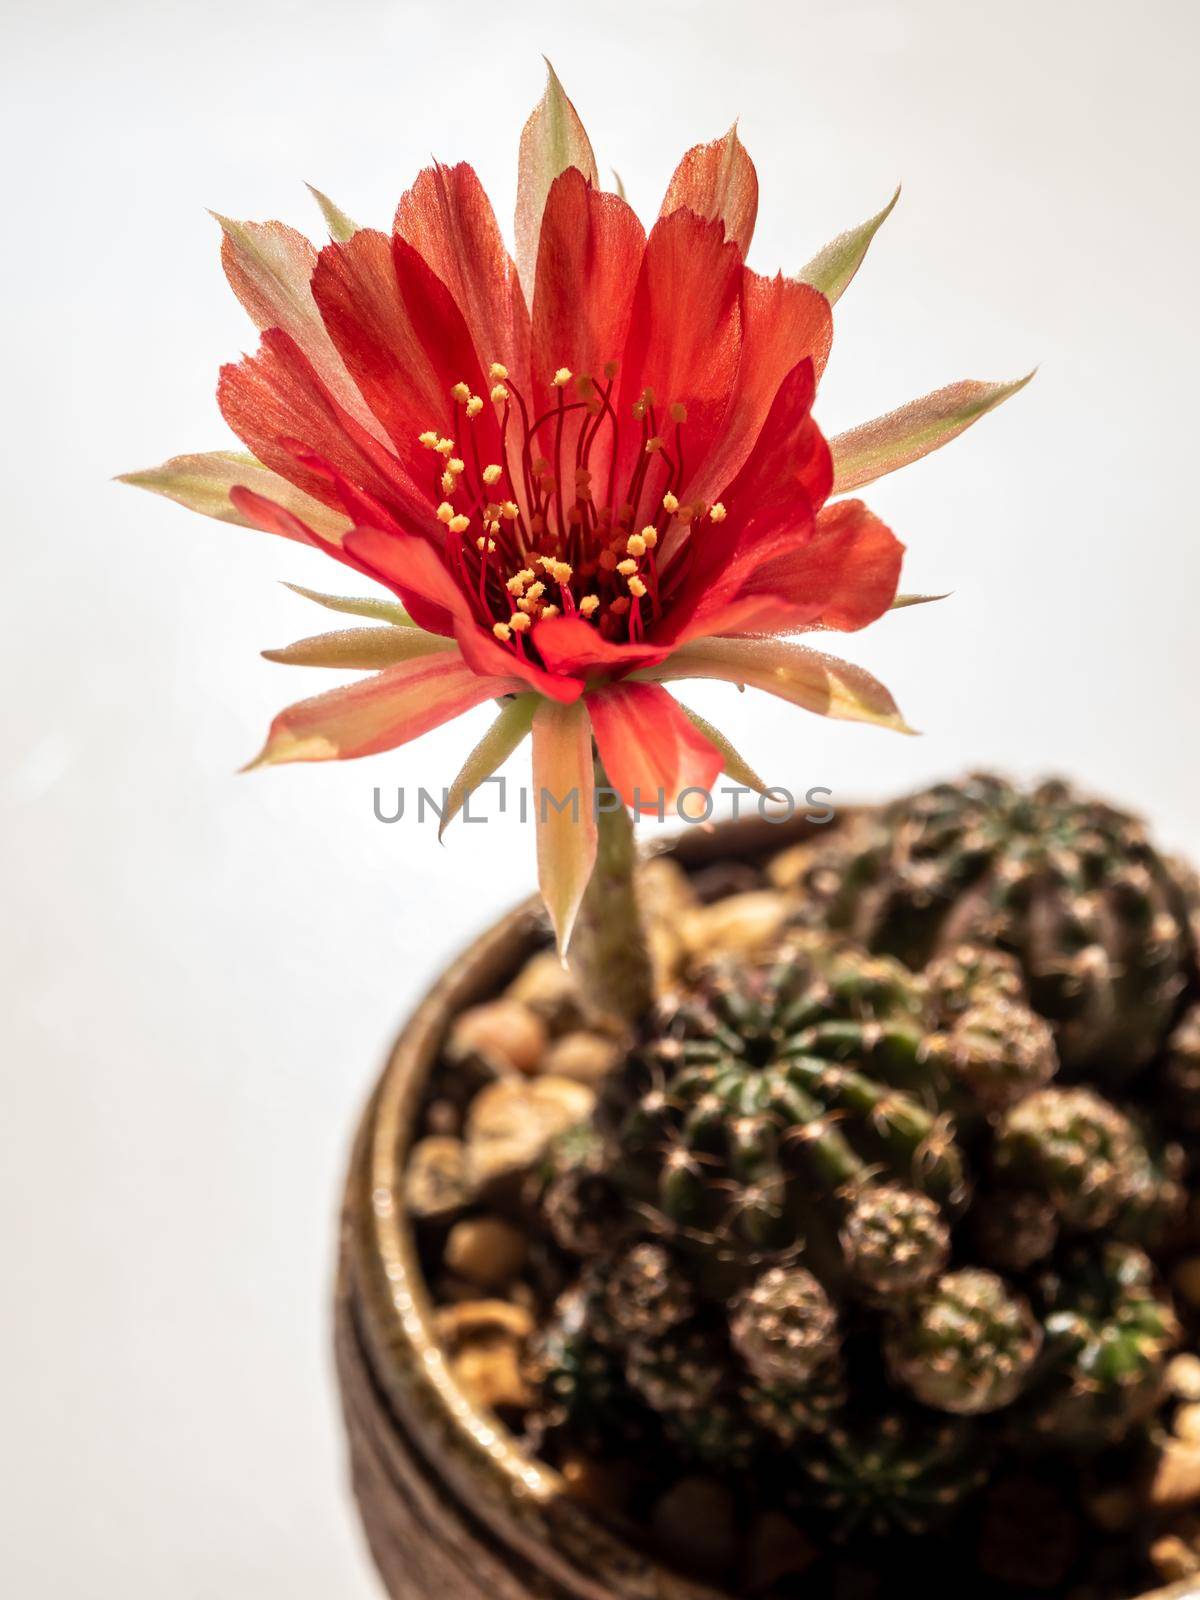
[{"x1": 568, "y1": 755, "x2": 653, "y2": 1028}]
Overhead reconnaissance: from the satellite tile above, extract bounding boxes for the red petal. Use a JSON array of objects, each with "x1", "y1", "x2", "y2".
[
  {"x1": 341, "y1": 522, "x2": 472, "y2": 638},
  {"x1": 534, "y1": 615, "x2": 671, "y2": 677},
  {"x1": 395, "y1": 163, "x2": 532, "y2": 394},
  {"x1": 660, "y1": 127, "x2": 759, "y2": 255},
  {"x1": 218, "y1": 328, "x2": 426, "y2": 526},
  {"x1": 686, "y1": 270, "x2": 833, "y2": 505},
  {"x1": 454, "y1": 620, "x2": 585, "y2": 705},
  {"x1": 723, "y1": 358, "x2": 833, "y2": 516},
  {"x1": 310, "y1": 230, "x2": 502, "y2": 480},
  {"x1": 801, "y1": 500, "x2": 905, "y2": 631},
  {"x1": 247, "y1": 651, "x2": 520, "y2": 766},
  {"x1": 588, "y1": 681, "x2": 722, "y2": 815},
  {"x1": 217, "y1": 217, "x2": 387, "y2": 447},
  {"x1": 531, "y1": 169, "x2": 646, "y2": 489},
  {"x1": 615, "y1": 209, "x2": 743, "y2": 517}
]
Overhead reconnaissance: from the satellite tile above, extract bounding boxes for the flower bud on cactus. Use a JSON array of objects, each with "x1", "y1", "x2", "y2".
[
  {"x1": 730, "y1": 1266, "x2": 840, "y2": 1386},
  {"x1": 796, "y1": 774, "x2": 1195, "y2": 1079},
  {"x1": 884, "y1": 1269, "x2": 1043, "y2": 1415},
  {"x1": 791, "y1": 1414, "x2": 989, "y2": 1540},
  {"x1": 839, "y1": 1182, "x2": 951, "y2": 1298},
  {"x1": 925, "y1": 942, "x2": 1027, "y2": 1017},
  {"x1": 1031, "y1": 1243, "x2": 1180, "y2": 1449}
]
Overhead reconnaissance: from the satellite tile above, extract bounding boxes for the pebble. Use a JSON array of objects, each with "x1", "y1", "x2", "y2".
[
  {"x1": 465, "y1": 1075, "x2": 596, "y2": 1190},
  {"x1": 1177, "y1": 1405, "x2": 1200, "y2": 1445},
  {"x1": 681, "y1": 890, "x2": 788, "y2": 956},
  {"x1": 541, "y1": 1030, "x2": 623, "y2": 1086},
  {"x1": 651, "y1": 1477, "x2": 738, "y2": 1578},
  {"x1": 1151, "y1": 1533, "x2": 1200, "y2": 1582},
  {"x1": 1149, "y1": 1439, "x2": 1200, "y2": 1511},
  {"x1": 449, "y1": 999, "x2": 548, "y2": 1075},
  {"x1": 743, "y1": 1510, "x2": 818, "y2": 1591},
  {"x1": 443, "y1": 1216, "x2": 528, "y2": 1289},
  {"x1": 1168, "y1": 1353, "x2": 1200, "y2": 1402},
  {"x1": 1172, "y1": 1258, "x2": 1200, "y2": 1311},
  {"x1": 404, "y1": 1136, "x2": 473, "y2": 1220},
  {"x1": 505, "y1": 950, "x2": 585, "y2": 1034},
  {"x1": 435, "y1": 1299, "x2": 536, "y2": 1412}
]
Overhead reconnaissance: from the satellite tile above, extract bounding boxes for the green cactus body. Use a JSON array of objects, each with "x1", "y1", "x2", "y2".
[
  {"x1": 799, "y1": 774, "x2": 1194, "y2": 1079},
  {"x1": 790, "y1": 1414, "x2": 989, "y2": 1540},
  {"x1": 1031, "y1": 1243, "x2": 1180, "y2": 1450},
  {"x1": 884, "y1": 1269, "x2": 1043, "y2": 1415}
]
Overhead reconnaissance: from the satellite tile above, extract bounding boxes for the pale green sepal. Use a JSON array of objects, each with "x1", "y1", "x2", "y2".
[
  {"x1": 282, "y1": 583, "x2": 414, "y2": 626},
  {"x1": 306, "y1": 184, "x2": 359, "y2": 242},
  {"x1": 797, "y1": 187, "x2": 900, "y2": 304},
  {"x1": 677, "y1": 704, "x2": 770, "y2": 795},
  {"x1": 439, "y1": 695, "x2": 538, "y2": 841}
]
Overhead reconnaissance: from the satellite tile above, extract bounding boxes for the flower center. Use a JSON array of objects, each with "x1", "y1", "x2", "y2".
[{"x1": 416, "y1": 362, "x2": 727, "y2": 658}]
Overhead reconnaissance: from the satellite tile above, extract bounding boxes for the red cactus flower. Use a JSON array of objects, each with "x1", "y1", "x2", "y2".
[{"x1": 123, "y1": 66, "x2": 1027, "y2": 948}]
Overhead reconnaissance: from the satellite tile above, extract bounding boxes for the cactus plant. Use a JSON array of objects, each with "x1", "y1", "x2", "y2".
[
  {"x1": 779, "y1": 773, "x2": 1197, "y2": 1079},
  {"x1": 526, "y1": 917, "x2": 1188, "y2": 1549}
]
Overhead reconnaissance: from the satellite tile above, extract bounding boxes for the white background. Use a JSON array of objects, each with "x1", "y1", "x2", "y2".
[{"x1": 3, "y1": 0, "x2": 1198, "y2": 1592}]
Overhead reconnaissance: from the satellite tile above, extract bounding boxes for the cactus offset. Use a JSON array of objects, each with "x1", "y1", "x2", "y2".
[{"x1": 783, "y1": 773, "x2": 1196, "y2": 1079}]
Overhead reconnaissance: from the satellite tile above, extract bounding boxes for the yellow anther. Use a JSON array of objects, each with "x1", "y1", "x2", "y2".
[
  {"x1": 552, "y1": 367, "x2": 573, "y2": 387},
  {"x1": 617, "y1": 558, "x2": 639, "y2": 577},
  {"x1": 525, "y1": 581, "x2": 546, "y2": 601},
  {"x1": 490, "y1": 384, "x2": 509, "y2": 403},
  {"x1": 450, "y1": 381, "x2": 471, "y2": 404},
  {"x1": 631, "y1": 400, "x2": 647, "y2": 422},
  {"x1": 436, "y1": 502, "x2": 454, "y2": 524},
  {"x1": 554, "y1": 561, "x2": 573, "y2": 584},
  {"x1": 641, "y1": 525, "x2": 659, "y2": 549},
  {"x1": 418, "y1": 430, "x2": 439, "y2": 448},
  {"x1": 482, "y1": 464, "x2": 503, "y2": 486},
  {"x1": 540, "y1": 604, "x2": 561, "y2": 620},
  {"x1": 579, "y1": 595, "x2": 601, "y2": 618},
  {"x1": 440, "y1": 472, "x2": 455, "y2": 495},
  {"x1": 435, "y1": 437, "x2": 454, "y2": 456},
  {"x1": 670, "y1": 402, "x2": 688, "y2": 424},
  {"x1": 492, "y1": 622, "x2": 512, "y2": 641},
  {"x1": 627, "y1": 576, "x2": 647, "y2": 599},
  {"x1": 509, "y1": 612, "x2": 531, "y2": 633},
  {"x1": 610, "y1": 596, "x2": 631, "y2": 616},
  {"x1": 626, "y1": 533, "x2": 647, "y2": 558},
  {"x1": 448, "y1": 458, "x2": 465, "y2": 476},
  {"x1": 506, "y1": 568, "x2": 535, "y2": 595},
  {"x1": 489, "y1": 362, "x2": 509, "y2": 381},
  {"x1": 500, "y1": 501, "x2": 519, "y2": 521},
  {"x1": 518, "y1": 595, "x2": 538, "y2": 614},
  {"x1": 448, "y1": 514, "x2": 471, "y2": 535},
  {"x1": 662, "y1": 492, "x2": 679, "y2": 514},
  {"x1": 486, "y1": 520, "x2": 501, "y2": 538},
  {"x1": 465, "y1": 395, "x2": 484, "y2": 418},
  {"x1": 645, "y1": 435, "x2": 664, "y2": 454},
  {"x1": 709, "y1": 502, "x2": 727, "y2": 523},
  {"x1": 476, "y1": 536, "x2": 496, "y2": 553}
]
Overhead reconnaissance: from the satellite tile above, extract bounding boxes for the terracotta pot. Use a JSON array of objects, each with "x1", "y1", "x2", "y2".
[{"x1": 333, "y1": 811, "x2": 1200, "y2": 1600}]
